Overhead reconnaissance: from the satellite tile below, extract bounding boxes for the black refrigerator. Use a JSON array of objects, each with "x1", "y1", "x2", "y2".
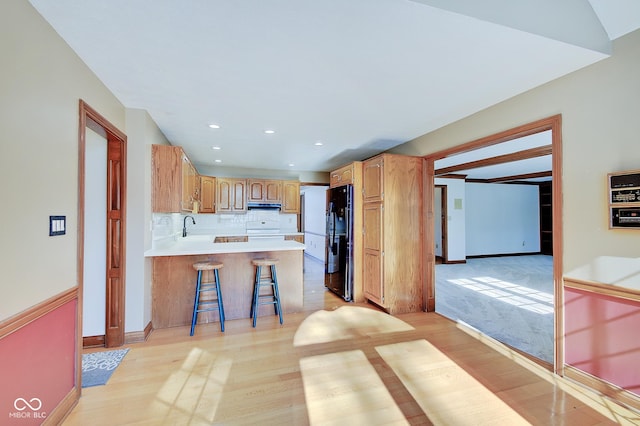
[{"x1": 325, "y1": 185, "x2": 353, "y2": 301}]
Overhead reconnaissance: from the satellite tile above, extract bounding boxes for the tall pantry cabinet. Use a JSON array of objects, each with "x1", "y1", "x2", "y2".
[{"x1": 362, "y1": 154, "x2": 423, "y2": 314}]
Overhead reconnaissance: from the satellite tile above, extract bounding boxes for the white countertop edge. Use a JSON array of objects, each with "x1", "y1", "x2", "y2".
[
  {"x1": 185, "y1": 230, "x2": 303, "y2": 237},
  {"x1": 145, "y1": 240, "x2": 305, "y2": 257}
]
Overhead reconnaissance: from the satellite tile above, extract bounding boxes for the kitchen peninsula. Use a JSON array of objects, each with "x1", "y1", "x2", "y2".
[{"x1": 145, "y1": 236, "x2": 305, "y2": 329}]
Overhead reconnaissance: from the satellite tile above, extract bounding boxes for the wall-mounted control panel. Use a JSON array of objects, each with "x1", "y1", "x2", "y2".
[
  {"x1": 49, "y1": 215, "x2": 66, "y2": 236},
  {"x1": 608, "y1": 170, "x2": 640, "y2": 229}
]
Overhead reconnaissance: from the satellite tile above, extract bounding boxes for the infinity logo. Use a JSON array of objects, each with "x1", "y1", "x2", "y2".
[{"x1": 14, "y1": 398, "x2": 42, "y2": 411}]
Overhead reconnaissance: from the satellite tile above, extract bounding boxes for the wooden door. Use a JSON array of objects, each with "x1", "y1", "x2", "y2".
[
  {"x1": 363, "y1": 202, "x2": 383, "y2": 305},
  {"x1": 79, "y1": 100, "x2": 127, "y2": 349},
  {"x1": 106, "y1": 137, "x2": 126, "y2": 347}
]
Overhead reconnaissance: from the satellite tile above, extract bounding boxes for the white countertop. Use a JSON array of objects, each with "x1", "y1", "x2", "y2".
[
  {"x1": 189, "y1": 229, "x2": 303, "y2": 237},
  {"x1": 144, "y1": 235, "x2": 305, "y2": 257}
]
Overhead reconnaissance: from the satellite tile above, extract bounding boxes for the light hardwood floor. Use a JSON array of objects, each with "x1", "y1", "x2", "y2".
[{"x1": 65, "y1": 256, "x2": 638, "y2": 425}]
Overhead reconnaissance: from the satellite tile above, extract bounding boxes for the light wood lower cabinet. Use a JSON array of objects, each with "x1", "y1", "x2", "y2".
[
  {"x1": 362, "y1": 154, "x2": 423, "y2": 314},
  {"x1": 214, "y1": 236, "x2": 248, "y2": 243},
  {"x1": 151, "y1": 251, "x2": 303, "y2": 328},
  {"x1": 285, "y1": 235, "x2": 304, "y2": 243}
]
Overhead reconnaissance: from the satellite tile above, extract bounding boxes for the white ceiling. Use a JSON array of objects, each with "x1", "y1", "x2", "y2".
[
  {"x1": 434, "y1": 130, "x2": 552, "y2": 183},
  {"x1": 29, "y1": 0, "x2": 640, "y2": 175}
]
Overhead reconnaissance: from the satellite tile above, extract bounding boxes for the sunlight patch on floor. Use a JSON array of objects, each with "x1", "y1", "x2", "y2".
[
  {"x1": 376, "y1": 340, "x2": 531, "y2": 425},
  {"x1": 153, "y1": 347, "x2": 233, "y2": 424},
  {"x1": 300, "y1": 350, "x2": 409, "y2": 425},
  {"x1": 447, "y1": 276, "x2": 554, "y2": 314},
  {"x1": 293, "y1": 306, "x2": 414, "y2": 347}
]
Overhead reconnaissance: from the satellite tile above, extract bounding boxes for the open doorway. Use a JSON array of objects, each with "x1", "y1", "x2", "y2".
[
  {"x1": 434, "y1": 185, "x2": 447, "y2": 263},
  {"x1": 78, "y1": 100, "x2": 127, "y2": 348},
  {"x1": 425, "y1": 115, "x2": 562, "y2": 371}
]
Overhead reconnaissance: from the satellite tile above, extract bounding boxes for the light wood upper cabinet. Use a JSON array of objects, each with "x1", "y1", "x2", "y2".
[
  {"x1": 330, "y1": 163, "x2": 355, "y2": 188},
  {"x1": 361, "y1": 154, "x2": 423, "y2": 314},
  {"x1": 199, "y1": 175, "x2": 216, "y2": 213},
  {"x1": 217, "y1": 178, "x2": 247, "y2": 213},
  {"x1": 282, "y1": 181, "x2": 300, "y2": 213},
  {"x1": 248, "y1": 179, "x2": 282, "y2": 203},
  {"x1": 152, "y1": 145, "x2": 198, "y2": 213},
  {"x1": 362, "y1": 156, "x2": 384, "y2": 202},
  {"x1": 181, "y1": 153, "x2": 198, "y2": 212}
]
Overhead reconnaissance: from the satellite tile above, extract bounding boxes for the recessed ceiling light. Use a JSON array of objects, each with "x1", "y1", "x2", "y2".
[
  {"x1": 264, "y1": 130, "x2": 275, "y2": 134},
  {"x1": 214, "y1": 159, "x2": 222, "y2": 163},
  {"x1": 288, "y1": 163, "x2": 295, "y2": 167},
  {"x1": 211, "y1": 146, "x2": 221, "y2": 150},
  {"x1": 209, "y1": 124, "x2": 220, "y2": 129},
  {"x1": 314, "y1": 141, "x2": 323, "y2": 146}
]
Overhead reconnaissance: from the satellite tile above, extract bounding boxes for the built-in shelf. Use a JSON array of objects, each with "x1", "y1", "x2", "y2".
[{"x1": 539, "y1": 182, "x2": 552, "y2": 255}]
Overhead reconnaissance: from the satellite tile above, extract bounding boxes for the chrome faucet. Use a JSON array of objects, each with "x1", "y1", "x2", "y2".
[{"x1": 183, "y1": 215, "x2": 195, "y2": 237}]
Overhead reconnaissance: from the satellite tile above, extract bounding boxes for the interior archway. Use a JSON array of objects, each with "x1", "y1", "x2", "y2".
[{"x1": 423, "y1": 115, "x2": 562, "y2": 371}]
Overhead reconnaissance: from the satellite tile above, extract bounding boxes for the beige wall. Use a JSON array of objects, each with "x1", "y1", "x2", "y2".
[
  {"x1": 0, "y1": 1, "x2": 126, "y2": 319},
  {"x1": 124, "y1": 109, "x2": 170, "y2": 331},
  {"x1": 391, "y1": 29, "x2": 640, "y2": 272}
]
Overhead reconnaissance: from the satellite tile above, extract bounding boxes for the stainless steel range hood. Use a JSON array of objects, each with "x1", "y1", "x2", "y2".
[{"x1": 247, "y1": 202, "x2": 282, "y2": 210}]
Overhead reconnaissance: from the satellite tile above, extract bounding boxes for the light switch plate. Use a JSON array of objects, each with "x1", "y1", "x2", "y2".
[{"x1": 50, "y1": 215, "x2": 66, "y2": 236}]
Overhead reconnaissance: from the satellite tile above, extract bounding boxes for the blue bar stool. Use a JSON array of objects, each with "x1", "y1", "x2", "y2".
[
  {"x1": 191, "y1": 261, "x2": 225, "y2": 336},
  {"x1": 250, "y1": 258, "x2": 283, "y2": 327}
]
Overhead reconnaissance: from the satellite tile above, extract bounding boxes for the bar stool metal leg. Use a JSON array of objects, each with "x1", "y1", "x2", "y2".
[
  {"x1": 271, "y1": 264, "x2": 283, "y2": 324},
  {"x1": 215, "y1": 268, "x2": 225, "y2": 327},
  {"x1": 250, "y1": 265, "x2": 262, "y2": 328},
  {"x1": 191, "y1": 261, "x2": 225, "y2": 336},
  {"x1": 190, "y1": 270, "x2": 203, "y2": 336},
  {"x1": 250, "y1": 259, "x2": 283, "y2": 327}
]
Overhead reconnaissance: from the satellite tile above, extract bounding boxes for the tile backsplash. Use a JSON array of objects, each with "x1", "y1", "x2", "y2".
[{"x1": 151, "y1": 211, "x2": 298, "y2": 245}]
